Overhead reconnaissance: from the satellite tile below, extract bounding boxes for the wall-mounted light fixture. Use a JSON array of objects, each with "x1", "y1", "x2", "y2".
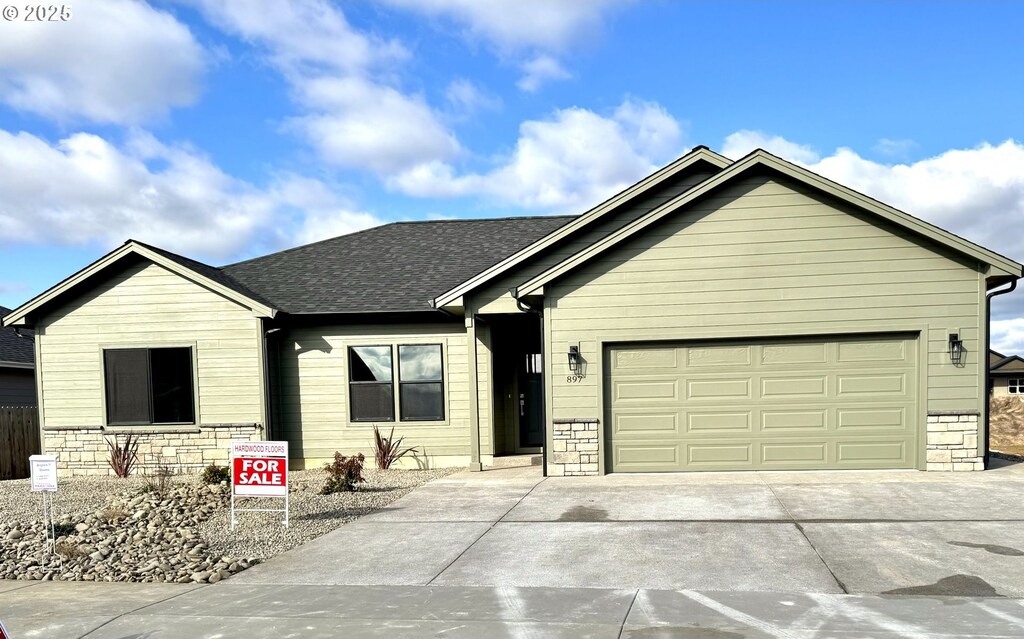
[
  {"x1": 568, "y1": 344, "x2": 581, "y2": 373},
  {"x1": 948, "y1": 332, "x2": 965, "y2": 366}
]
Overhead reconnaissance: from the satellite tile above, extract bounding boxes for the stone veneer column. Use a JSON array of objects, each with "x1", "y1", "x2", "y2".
[
  {"x1": 549, "y1": 418, "x2": 600, "y2": 476},
  {"x1": 42, "y1": 423, "x2": 263, "y2": 476},
  {"x1": 925, "y1": 412, "x2": 982, "y2": 471}
]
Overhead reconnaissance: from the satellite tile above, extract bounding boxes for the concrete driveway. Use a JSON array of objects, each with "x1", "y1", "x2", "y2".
[{"x1": 233, "y1": 457, "x2": 1024, "y2": 597}]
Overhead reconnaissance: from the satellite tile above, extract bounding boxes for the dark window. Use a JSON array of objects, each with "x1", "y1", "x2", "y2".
[
  {"x1": 399, "y1": 344, "x2": 444, "y2": 421},
  {"x1": 104, "y1": 347, "x2": 194, "y2": 425},
  {"x1": 1010, "y1": 379, "x2": 1022, "y2": 395},
  {"x1": 349, "y1": 346, "x2": 394, "y2": 421}
]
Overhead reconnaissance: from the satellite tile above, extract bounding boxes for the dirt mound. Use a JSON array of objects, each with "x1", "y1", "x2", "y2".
[{"x1": 990, "y1": 396, "x2": 1024, "y2": 449}]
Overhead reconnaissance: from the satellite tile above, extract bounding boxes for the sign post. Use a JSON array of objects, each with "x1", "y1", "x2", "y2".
[
  {"x1": 29, "y1": 454, "x2": 59, "y2": 555},
  {"x1": 230, "y1": 441, "x2": 289, "y2": 529}
]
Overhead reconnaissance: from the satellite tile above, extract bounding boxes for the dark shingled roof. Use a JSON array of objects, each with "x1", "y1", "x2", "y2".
[
  {"x1": 132, "y1": 241, "x2": 278, "y2": 311},
  {"x1": 222, "y1": 216, "x2": 576, "y2": 314},
  {"x1": 0, "y1": 306, "x2": 34, "y2": 366}
]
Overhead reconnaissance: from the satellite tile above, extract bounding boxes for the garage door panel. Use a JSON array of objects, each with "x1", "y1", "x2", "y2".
[
  {"x1": 613, "y1": 379, "x2": 678, "y2": 401},
  {"x1": 687, "y1": 443, "x2": 752, "y2": 465},
  {"x1": 837, "y1": 373, "x2": 905, "y2": 395},
  {"x1": 686, "y1": 345, "x2": 752, "y2": 367},
  {"x1": 686, "y1": 378, "x2": 751, "y2": 399},
  {"x1": 614, "y1": 412, "x2": 679, "y2": 433},
  {"x1": 837, "y1": 339, "x2": 907, "y2": 363},
  {"x1": 836, "y1": 407, "x2": 906, "y2": 430},
  {"x1": 607, "y1": 335, "x2": 918, "y2": 472},
  {"x1": 761, "y1": 442, "x2": 828, "y2": 464},
  {"x1": 761, "y1": 409, "x2": 828, "y2": 431},
  {"x1": 761, "y1": 376, "x2": 827, "y2": 398},
  {"x1": 686, "y1": 411, "x2": 752, "y2": 433},
  {"x1": 761, "y1": 343, "x2": 827, "y2": 365},
  {"x1": 836, "y1": 440, "x2": 908, "y2": 464}
]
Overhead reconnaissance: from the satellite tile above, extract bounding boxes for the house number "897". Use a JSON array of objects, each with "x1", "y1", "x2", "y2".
[{"x1": 566, "y1": 375, "x2": 585, "y2": 383}]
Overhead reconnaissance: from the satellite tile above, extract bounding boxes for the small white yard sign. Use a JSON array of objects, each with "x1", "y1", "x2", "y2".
[{"x1": 29, "y1": 454, "x2": 58, "y2": 492}]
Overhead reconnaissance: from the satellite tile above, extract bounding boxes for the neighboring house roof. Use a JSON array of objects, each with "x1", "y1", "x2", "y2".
[
  {"x1": 990, "y1": 349, "x2": 1008, "y2": 366},
  {"x1": 222, "y1": 216, "x2": 575, "y2": 314},
  {"x1": 991, "y1": 354, "x2": 1024, "y2": 375},
  {"x1": 515, "y1": 149, "x2": 1024, "y2": 297},
  {"x1": 0, "y1": 306, "x2": 34, "y2": 368}
]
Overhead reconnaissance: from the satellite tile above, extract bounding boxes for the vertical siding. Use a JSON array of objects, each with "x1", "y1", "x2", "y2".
[
  {"x1": 276, "y1": 322, "x2": 477, "y2": 467},
  {"x1": 38, "y1": 260, "x2": 263, "y2": 427},
  {"x1": 547, "y1": 175, "x2": 986, "y2": 426},
  {"x1": 472, "y1": 170, "x2": 716, "y2": 313},
  {"x1": 0, "y1": 369, "x2": 36, "y2": 405}
]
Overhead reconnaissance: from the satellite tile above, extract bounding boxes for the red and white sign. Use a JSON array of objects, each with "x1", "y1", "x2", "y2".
[{"x1": 231, "y1": 441, "x2": 288, "y2": 497}]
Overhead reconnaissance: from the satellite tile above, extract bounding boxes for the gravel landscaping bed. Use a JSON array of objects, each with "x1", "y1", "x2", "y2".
[{"x1": 0, "y1": 466, "x2": 461, "y2": 583}]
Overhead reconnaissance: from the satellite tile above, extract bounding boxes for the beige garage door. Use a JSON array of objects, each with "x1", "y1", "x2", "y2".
[{"x1": 606, "y1": 335, "x2": 919, "y2": 472}]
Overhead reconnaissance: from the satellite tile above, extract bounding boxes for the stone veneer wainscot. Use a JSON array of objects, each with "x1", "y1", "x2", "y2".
[
  {"x1": 42, "y1": 423, "x2": 262, "y2": 476},
  {"x1": 549, "y1": 418, "x2": 600, "y2": 476},
  {"x1": 925, "y1": 412, "x2": 982, "y2": 471}
]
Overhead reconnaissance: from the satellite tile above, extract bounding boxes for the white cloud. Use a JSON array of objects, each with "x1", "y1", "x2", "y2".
[
  {"x1": 721, "y1": 130, "x2": 821, "y2": 164},
  {"x1": 382, "y1": 0, "x2": 618, "y2": 52},
  {"x1": 445, "y1": 79, "x2": 501, "y2": 116},
  {"x1": 194, "y1": 0, "x2": 459, "y2": 175},
  {"x1": 382, "y1": 0, "x2": 623, "y2": 92},
  {"x1": 393, "y1": 98, "x2": 683, "y2": 211},
  {"x1": 517, "y1": 55, "x2": 572, "y2": 93},
  {"x1": 874, "y1": 138, "x2": 917, "y2": 158},
  {"x1": 0, "y1": 0, "x2": 205, "y2": 123},
  {"x1": 0, "y1": 129, "x2": 383, "y2": 259},
  {"x1": 992, "y1": 317, "x2": 1024, "y2": 355}
]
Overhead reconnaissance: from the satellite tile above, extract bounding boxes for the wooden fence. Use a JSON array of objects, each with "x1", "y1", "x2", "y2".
[{"x1": 1, "y1": 406, "x2": 40, "y2": 480}]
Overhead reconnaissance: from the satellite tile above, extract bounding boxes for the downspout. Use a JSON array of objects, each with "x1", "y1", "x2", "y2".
[
  {"x1": 262, "y1": 325, "x2": 282, "y2": 440},
  {"x1": 985, "y1": 278, "x2": 1017, "y2": 468},
  {"x1": 514, "y1": 291, "x2": 548, "y2": 478}
]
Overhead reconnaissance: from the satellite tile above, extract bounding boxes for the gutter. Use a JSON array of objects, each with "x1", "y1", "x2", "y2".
[
  {"x1": 513, "y1": 290, "x2": 548, "y2": 478},
  {"x1": 985, "y1": 278, "x2": 1018, "y2": 468}
]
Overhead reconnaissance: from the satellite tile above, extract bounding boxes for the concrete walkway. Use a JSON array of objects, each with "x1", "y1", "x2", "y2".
[{"x1": 6, "y1": 580, "x2": 1024, "y2": 638}]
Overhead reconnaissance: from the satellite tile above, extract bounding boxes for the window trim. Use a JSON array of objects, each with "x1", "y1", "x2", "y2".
[
  {"x1": 1009, "y1": 378, "x2": 1022, "y2": 395},
  {"x1": 100, "y1": 344, "x2": 198, "y2": 426},
  {"x1": 343, "y1": 339, "x2": 450, "y2": 426},
  {"x1": 347, "y1": 344, "x2": 396, "y2": 422},
  {"x1": 398, "y1": 343, "x2": 446, "y2": 422}
]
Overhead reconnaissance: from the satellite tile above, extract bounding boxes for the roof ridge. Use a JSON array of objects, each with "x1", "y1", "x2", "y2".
[{"x1": 222, "y1": 214, "x2": 579, "y2": 269}]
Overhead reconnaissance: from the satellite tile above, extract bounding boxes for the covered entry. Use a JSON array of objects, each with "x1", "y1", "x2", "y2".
[{"x1": 606, "y1": 334, "x2": 920, "y2": 472}]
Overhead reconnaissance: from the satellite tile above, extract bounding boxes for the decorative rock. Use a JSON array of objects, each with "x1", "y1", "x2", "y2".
[{"x1": 6, "y1": 530, "x2": 24, "y2": 540}]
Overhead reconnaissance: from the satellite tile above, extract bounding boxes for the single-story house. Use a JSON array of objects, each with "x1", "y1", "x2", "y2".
[
  {"x1": 990, "y1": 350, "x2": 1024, "y2": 397},
  {"x1": 3, "y1": 147, "x2": 1021, "y2": 476},
  {"x1": 0, "y1": 306, "x2": 36, "y2": 406}
]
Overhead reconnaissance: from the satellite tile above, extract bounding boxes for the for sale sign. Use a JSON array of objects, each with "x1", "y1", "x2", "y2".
[{"x1": 231, "y1": 441, "x2": 288, "y2": 497}]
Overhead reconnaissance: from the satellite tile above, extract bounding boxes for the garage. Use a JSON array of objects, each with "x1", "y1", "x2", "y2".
[{"x1": 606, "y1": 334, "x2": 920, "y2": 472}]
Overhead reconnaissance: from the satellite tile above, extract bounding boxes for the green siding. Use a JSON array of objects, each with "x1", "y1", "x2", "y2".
[
  {"x1": 37, "y1": 261, "x2": 263, "y2": 428},
  {"x1": 546, "y1": 175, "x2": 985, "y2": 468},
  {"x1": 275, "y1": 322, "x2": 489, "y2": 469}
]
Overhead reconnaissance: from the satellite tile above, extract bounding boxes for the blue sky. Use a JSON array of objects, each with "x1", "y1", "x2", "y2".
[{"x1": 1, "y1": 1, "x2": 1023, "y2": 349}]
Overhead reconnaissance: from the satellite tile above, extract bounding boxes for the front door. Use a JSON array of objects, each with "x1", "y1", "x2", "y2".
[{"x1": 518, "y1": 354, "x2": 544, "y2": 450}]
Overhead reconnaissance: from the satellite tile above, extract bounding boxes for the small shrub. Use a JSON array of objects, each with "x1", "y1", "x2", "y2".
[
  {"x1": 201, "y1": 463, "x2": 231, "y2": 485},
  {"x1": 54, "y1": 540, "x2": 86, "y2": 559},
  {"x1": 320, "y1": 452, "x2": 366, "y2": 494},
  {"x1": 373, "y1": 425, "x2": 418, "y2": 470},
  {"x1": 105, "y1": 434, "x2": 140, "y2": 478},
  {"x1": 142, "y1": 464, "x2": 175, "y2": 494}
]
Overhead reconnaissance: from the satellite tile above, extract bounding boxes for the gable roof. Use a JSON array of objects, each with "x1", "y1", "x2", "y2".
[
  {"x1": 1, "y1": 241, "x2": 278, "y2": 328},
  {"x1": 429, "y1": 146, "x2": 732, "y2": 309},
  {"x1": 0, "y1": 306, "x2": 34, "y2": 367},
  {"x1": 991, "y1": 353, "x2": 1024, "y2": 374},
  {"x1": 222, "y1": 216, "x2": 574, "y2": 314},
  {"x1": 515, "y1": 149, "x2": 1024, "y2": 297}
]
